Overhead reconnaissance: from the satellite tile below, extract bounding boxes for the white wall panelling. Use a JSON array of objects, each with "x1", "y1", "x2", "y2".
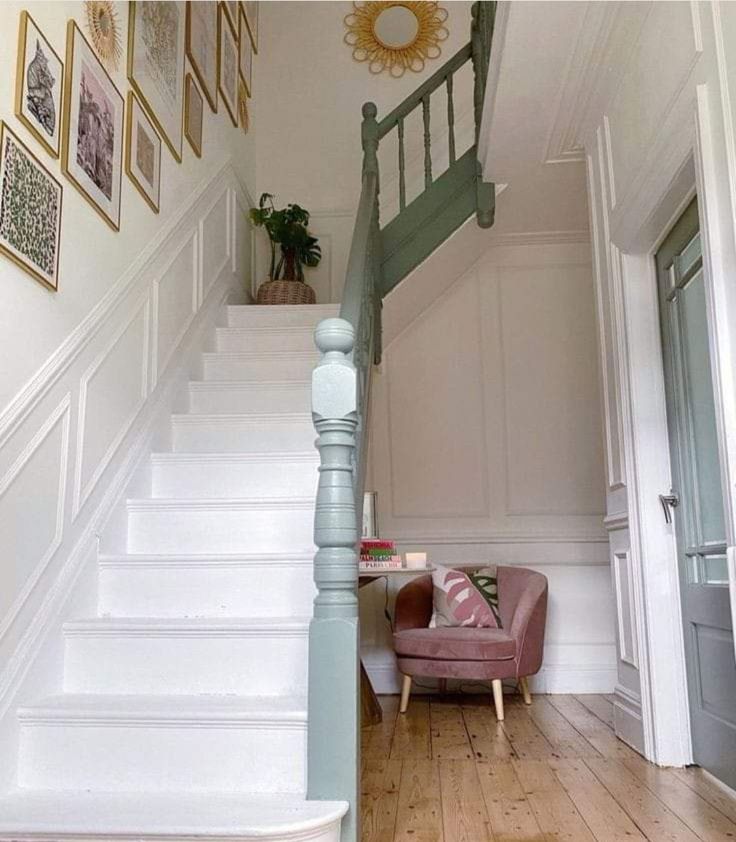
[
  {"x1": 364, "y1": 237, "x2": 614, "y2": 694},
  {"x1": 0, "y1": 162, "x2": 252, "y2": 790},
  {"x1": 571, "y1": 0, "x2": 736, "y2": 766}
]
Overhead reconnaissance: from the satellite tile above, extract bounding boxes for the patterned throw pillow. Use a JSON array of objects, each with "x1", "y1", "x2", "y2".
[{"x1": 430, "y1": 564, "x2": 502, "y2": 628}]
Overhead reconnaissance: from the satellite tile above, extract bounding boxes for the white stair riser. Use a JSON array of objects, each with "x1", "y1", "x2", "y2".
[
  {"x1": 172, "y1": 419, "x2": 315, "y2": 453},
  {"x1": 64, "y1": 633, "x2": 308, "y2": 696},
  {"x1": 98, "y1": 562, "x2": 316, "y2": 618},
  {"x1": 127, "y1": 506, "x2": 314, "y2": 554},
  {"x1": 188, "y1": 383, "x2": 311, "y2": 414},
  {"x1": 216, "y1": 328, "x2": 316, "y2": 354},
  {"x1": 203, "y1": 355, "x2": 318, "y2": 382},
  {"x1": 18, "y1": 723, "x2": 306, "y2": 793},
  {"x1": 152, "y1": 457, "x2": 318, "y2": 498},
  {"x1": 227, "y1": 305, "x2": 338, "y2": 328}
]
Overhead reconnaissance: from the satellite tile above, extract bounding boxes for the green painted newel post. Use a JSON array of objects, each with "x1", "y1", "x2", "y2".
[
  {"x1": 307, "y1": 318, "x2": 360, "y2": 842},
  {"x1": 472, "y1": 1, "x2": 495, "y2": 229}
]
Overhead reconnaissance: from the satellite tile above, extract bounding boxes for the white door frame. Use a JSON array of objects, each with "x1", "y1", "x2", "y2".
[{"x1": 601, "y1": 83, "x2": 736, "y2": 767}]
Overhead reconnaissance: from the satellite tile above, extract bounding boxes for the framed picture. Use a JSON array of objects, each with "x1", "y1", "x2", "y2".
[
  {"x1": 125, "y1": 91, "x2": 161, "y2": 213},
  {"x1": 186, "y1": 1, "x2": 218, "y2": 113},
  {"x1": 238, "y1": 79, "x2": 249, "y2": 135},
  {"x1": 222, "y1": 0, "x2": 238, "y2": 31},
  {"x1": 0, "y1": 121, "x2": 62, "y2": 290},
  {"x1": 61, "y1": 20, "x2": 124, "y2": 231},
  {"x1": 238, "y1": 6, "x2": 252, "y2": 97},
  {"x1": 128, "y1": 1, "x2": 186, "y2": 162},
  {"x1": 15, "y1": 11, "x2": 64, "y2": 159},
  {"x1": 185, "y1": 74, "x2": 203, "y2": 158},
  {"x1": 218, "y1": 5, "x2": 238, "y2": 127},
  {"x1": 243, "y1": 1, "x2": 258, "y2": 53}
]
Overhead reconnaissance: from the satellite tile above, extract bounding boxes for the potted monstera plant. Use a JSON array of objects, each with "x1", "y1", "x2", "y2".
[{"x1": 250, "y1": 193, "x2": 322, "y2": 304}]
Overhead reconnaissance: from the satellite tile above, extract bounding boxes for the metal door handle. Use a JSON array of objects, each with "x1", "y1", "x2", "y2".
[{"x1": 659, "y1": 492, "x2": 680, "y2": 524}]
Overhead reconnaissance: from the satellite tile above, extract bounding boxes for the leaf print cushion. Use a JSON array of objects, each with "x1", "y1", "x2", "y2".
[{"x1": 429, "y1": 564, "x2": 502, "y2": 629}]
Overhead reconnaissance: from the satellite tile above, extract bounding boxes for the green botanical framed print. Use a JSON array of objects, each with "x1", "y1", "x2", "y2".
[
  {"x1": 0, "y1": 121, "x2": 63, "y2": 290},
  {"x1": 15, "y1": 11, "x2": 64, "y2": 159}
]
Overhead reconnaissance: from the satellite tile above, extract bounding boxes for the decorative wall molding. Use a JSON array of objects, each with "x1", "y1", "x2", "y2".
[
  {"x1": 613, "y1": 550, "x2": 639, "y2": 669},
  {"x1": 0, "y1": 395, "x2": 71, "y2": 644},
  {"x1": 603, "y1": 512, "x2": 629, "y2": 531},
  {"x1": 0, "y1": 162, "x2": 247, "y2": 453},
  {"x1": 72, "y1": 295, "x2": 151, "y2": 521},
  {"x1": 0, "y1": 164, "x2": 252, "y2": 743}
]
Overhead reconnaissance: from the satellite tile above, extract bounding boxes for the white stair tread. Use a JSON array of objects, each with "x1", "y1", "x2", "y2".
[
  {"x1": 150, "y1": 451, "x2": 318, "y2": 463},
  {"x1": 98, "y1": 551, "x2": 314, "y2": 565},
  {"x1": 188, "y1": 379, "x2": 312, "y2": 390},
  {"x1": 126, "y1": 496, "x2": 315, "y2": 510},
  {"x1": 202, "y1": 351, "x2": 319, "y2": 361},
  {"x1": 171, "y1": 412, "x2": 313, "y2": 423},
  {"x1": 18, "y1": 694, "x2": 307, "y2": 723},
  {"x1": 0, "y1": 790, "x2": 347, "y2": 838},
  {"x1": 65, "y1": 617, "x2": 311, "y2": 633}
]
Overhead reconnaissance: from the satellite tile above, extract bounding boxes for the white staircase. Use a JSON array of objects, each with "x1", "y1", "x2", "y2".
[{"x1": 0, "y1": 303, "x2": 348, "y2": 842}]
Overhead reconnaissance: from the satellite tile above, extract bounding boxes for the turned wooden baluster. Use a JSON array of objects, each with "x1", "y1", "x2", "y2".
[
  {"x1": 398, "y1": 117, "x2": 406, "y2": 212},
  {"x1": 446, "y1": 72, "x2": 456, "y2": 165},
  {"x1": 422, "y1": 93, "x2": 432, "y2": 189}
]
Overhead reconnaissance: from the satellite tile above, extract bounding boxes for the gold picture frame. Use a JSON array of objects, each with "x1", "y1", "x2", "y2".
[
  {"x1": 15, "y1": 10, "x2": 64, "y2": 159},
  {"x1": 0, "y1": 121, "x2": 63, "y2": 291},
  {"x1": 218, "y1": 4, "x2": 239, "y2": 127},
  {"x1": 238, "y1": 6, "x2": 252, "y2": 97},
  {"x1": 128, "y1": 1, "x2": 186, "y2": 163},
  {"x1": 186, "y1": 0, "x2": 218, "y2": 113},
  {"x1": 125, "y1": 90, "x2": 162, "y2": 213},
  {"x1": 185, "y1": 73, "x2": 203, "y2": 158},
  {"x1": 61, "y1": 19, "x2": 124, "y2": 231},
  {"x1": 242, "y1": 1, "x2": 258, "y2": 53},
  {"x1": 222, "y1": 0, "x2": 238, "y2": 32}
]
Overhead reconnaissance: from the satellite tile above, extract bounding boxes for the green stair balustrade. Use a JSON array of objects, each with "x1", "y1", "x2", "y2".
[{"x1": 307, "y1": 5, "x2": 495, "y2": 841}]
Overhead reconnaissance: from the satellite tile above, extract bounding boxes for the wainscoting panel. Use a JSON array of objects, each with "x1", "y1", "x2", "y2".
[
  {"x1": 73, "y1": 297, "x2": 150, "y2": 519},
  {"x1": 201, "y1": 190, "x2": 230, "y2": 299},
  {"x1": 0, "y1": 165, "x2": 252, "y2": 771},
  {"x1": 366, "y1": 238, "x2": 614, "y2": 694},
  {"x1": 154, "y1": 233, "x2": 198, "y2": 381},
  {"x1": 0, "y1": 395, "x2": 70, "y2": 641}
]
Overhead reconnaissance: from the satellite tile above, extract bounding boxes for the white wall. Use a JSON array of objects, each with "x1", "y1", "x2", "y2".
[
  {"x1": 0, "y1": 1, "x2": 256, "y2": 407},
  {"x1": 362, "y1": 225, "x2": 616, "y2": 694},
  {"x1": 0, "y1": 1, "x2": 255, "y2": 781},
  {"x1": 254, "y1": 0, "x2": 474, "y2": 301},
  {"x1": 559, "y1": 0, "x2": 736, "y2": 764}
]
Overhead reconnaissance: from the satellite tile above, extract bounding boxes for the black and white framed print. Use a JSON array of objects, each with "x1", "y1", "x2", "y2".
[
  {"x1": 62, "y1": 20, "x2": 124, "y2": 231},
  {"x1": 15, "y1": 11, "x2": 64, "y2": 158}
]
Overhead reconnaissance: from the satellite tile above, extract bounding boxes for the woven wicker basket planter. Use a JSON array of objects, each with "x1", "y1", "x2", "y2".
[{"x1": 256, "y1": 279, "x2": 316, "y2": 305}]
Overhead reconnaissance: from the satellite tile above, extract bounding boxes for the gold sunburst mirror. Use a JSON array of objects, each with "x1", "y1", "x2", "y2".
[
  {"x1": 344, "y1": 1, "x2": 449, "y2": 78},
  {"x1": 84, "y1": 1, "x2": 122, "y2": 71}
]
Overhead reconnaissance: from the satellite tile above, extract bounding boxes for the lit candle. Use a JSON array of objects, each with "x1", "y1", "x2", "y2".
[{"x1": 405, "y1": 552, "x2": 427, "y2": 569}]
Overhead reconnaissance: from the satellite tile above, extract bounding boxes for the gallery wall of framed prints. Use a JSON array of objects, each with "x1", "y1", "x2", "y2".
[{"x1": 3, "y1": 0, "x2": 259, "y2": 291}]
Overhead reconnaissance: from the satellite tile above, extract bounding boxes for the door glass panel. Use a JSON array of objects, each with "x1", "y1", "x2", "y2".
[
  {"x1": 701, "y1": 555, "x2": 729, "y2": 586},
  {"x1": 678, "y1": 271, "x2": 726, "y2": 545}
]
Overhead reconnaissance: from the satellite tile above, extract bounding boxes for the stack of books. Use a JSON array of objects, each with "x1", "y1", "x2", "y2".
[{"x1": 359, "y1": 539, "x2": 402, "y2": 570}]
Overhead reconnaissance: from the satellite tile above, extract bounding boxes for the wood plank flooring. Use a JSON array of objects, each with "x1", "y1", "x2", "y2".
[{"x1": 361, "y1": 693, "x2": 736, "y2": 842}]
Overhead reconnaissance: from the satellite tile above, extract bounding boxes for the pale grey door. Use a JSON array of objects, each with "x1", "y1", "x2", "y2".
[{"x1": 656, "y1": 198, "x2": 736, "y2": 788}]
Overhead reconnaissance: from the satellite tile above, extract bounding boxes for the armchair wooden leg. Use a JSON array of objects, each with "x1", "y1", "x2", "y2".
[
  {"x1": 400, "y1": 674, "x2": 412, "y2": 714},
  {"x1": 519, "y1": 676, "x2": 532, "y2": 705},
  {"x1": 438, "y1": 678, "x2": 447, "y2": 695},
  {"x1": 491, "y1": 679, "x2": 504, "y2": 721}
]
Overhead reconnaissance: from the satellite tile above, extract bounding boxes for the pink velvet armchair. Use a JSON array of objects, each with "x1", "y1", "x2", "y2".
[{"x1": 393, "y1": 566, "x2": 548, "y2": 720}]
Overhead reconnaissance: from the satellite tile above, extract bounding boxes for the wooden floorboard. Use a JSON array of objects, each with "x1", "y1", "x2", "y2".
[{"x1": 361, "y1": 694, "x2": 736, "y2": 842}]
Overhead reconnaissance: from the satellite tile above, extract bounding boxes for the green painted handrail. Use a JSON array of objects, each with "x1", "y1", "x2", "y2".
[{"x1": 307, "y1": 7, "x2": 495, "y2": 841}]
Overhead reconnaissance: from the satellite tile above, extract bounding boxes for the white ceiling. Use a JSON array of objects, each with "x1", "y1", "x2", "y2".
[{"x1": 477, "y1": 1, "x2": 594, "y2": 235}]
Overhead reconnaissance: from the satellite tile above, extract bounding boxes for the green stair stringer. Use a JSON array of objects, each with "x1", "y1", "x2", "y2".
[{"x1": 380, "y1": 148, "x2": 485, "y2": 296}]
